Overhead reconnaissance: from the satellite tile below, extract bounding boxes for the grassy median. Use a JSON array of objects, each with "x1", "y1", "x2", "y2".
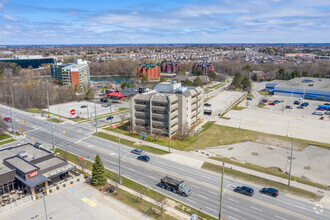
[
  {"x1": 202, "y1": 162, "x2": 323, "y2": 201},
  {"x1": 93, "y1": 132, "x2": 169, "y2": 155}
]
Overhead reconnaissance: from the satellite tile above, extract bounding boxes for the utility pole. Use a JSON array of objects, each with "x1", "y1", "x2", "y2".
[
  {"x1": 168, "y1": 100, "x2": 171, "y2": 153},
  {"x1": 118, "y1": 137, "x2": 122, "y2": 184},
  {"x1": 10, "y1": 86, "x2": 16, "y2": 140},
  {"x1": 288, "y1": 138, "x2": 294, "y2": 186},
  {"x1": 110, "y1": 101, "x2": 113, "y2": 126},
  {"x1": 87, "y1": 105, "x2": 89, "y2": 121},
  {"x1": 94, "y1": 100, "x2": 98, "y2": 133},
  {"x1": 58, "y1": 105, "x2": 61, "y2": 122},
  {"x1": 42, "y1": 195, "x2": 49, "y2": 220},
  {"x1": 47, "y1": 91, "x2": 55, "y2": 150},
  {"x1": 219, "y1": 161, "x2": 225, "y2": 220}
]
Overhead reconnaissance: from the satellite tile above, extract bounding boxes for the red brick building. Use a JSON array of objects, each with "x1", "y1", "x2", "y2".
[
  {"x1": 138, "y1": 64, "x2": 161, "y2": 80},
  {"x1": 161, "y1": 62, "x2": 182, "y2": 73},
  {"x1": 192, "y1": 63, "x2": 214, "y2": 74}
]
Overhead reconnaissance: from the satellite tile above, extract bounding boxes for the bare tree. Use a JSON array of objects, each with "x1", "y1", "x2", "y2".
[
  {"x1": 176, "y1": 123, "x2": 192, "y2": 140},
  {"x1": 155, "y1": 196, "x2": 167, "y2": 216},
  {"x1": 0, "y1": 114, "x2": 5, "y2": 132},
  {"x1": 119, "y1": 114, "x2": 126, "y2": 124}
]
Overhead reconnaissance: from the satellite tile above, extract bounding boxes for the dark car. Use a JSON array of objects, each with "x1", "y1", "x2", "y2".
[
  {"x1": 137, "y1": 155, "x2": 150, "y2": 162},
  {"x1": 106, "y1": 116, "x2": 114, "y2": 120},
  {"x1": 260, "y1": 188, "x2": 279, "y2": 197},
  {"x1": 247, "y1": 97, "x2": 253, "y2": 100},
  {"x1": 316, "y1": 108, "x2": 325, "y2": 111},
  {"x1": 320, "y1": 117, "x2": 324, "y2": 120},
  {"x1": 81, "y1": 105, "x2": 87, "y2": 108},
  {"x1": 233, "y1": 186, "x2": 254, "y2": 196},
  {"x1": 259, "y1": 101, "x2": 266, "y2": 105},
  {"x1": 324, "y1": 103, "x2": 330, "y2": 106},
  {"x1": 294, "y1": 101, "x2": 300, "y2": 105},
  {"x1": 204, "y1": 103, "x2": 211, "y2": 107},
  {"x1": 3, "y1": 117, "x2": 11, "y2": 122},
  {"x1": 285, "y1": 105, "x2": 293, "y2": 109},
  {"x1": 269, "y1": 102, "x2": 275, "y2": 105},
  {"x1": 297, "y1": 105, "x2": 304, "y2": 109},
  {"x1": 301, "y1": 102, "x2": 309, "y2": 106},
  {"x1": 274, "y1": 100, "x2": 280, "y2": 104},
  {"x1": 131, "y1": 149, "x2": 143, "y2": 155}
]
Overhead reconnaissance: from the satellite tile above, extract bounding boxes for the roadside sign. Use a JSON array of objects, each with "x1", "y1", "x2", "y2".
[
  {"x1": 70, "y1": 109, "x2": 76, "y2": 115},
  {"x1": 141, "y1": 132, "x2": 146, "y2": 140},
  {"x1": 112, "y1": 124, "x2": 117, "y2": 129},
  {"x1": 191, "y1": 214, "x2": 198, "y2": 220}
]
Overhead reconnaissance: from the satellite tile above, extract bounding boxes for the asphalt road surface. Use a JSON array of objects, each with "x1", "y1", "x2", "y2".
[{"x1": 0, "y1": 105, "x2": 329, "y2": 220}]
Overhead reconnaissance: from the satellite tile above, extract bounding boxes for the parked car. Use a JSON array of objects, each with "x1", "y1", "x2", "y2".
[
  {"x1": 324, "y1": 103, "x2": 330, "y2": 106},
  {"x1": 301, "y1": 102, "x2": 309, "y2": 106},
  {"x1": 137, "y1": 155, "x2": 150, "y2": 162},
  {"x1": 204, "y1": 103, "x2": 211, "y2": 107},
  {"x1": 259, "y1": 101, "x2": 266, "y2": 105},
  {"x1": 313, "y1": 111, "x2": 324, "y2": 115},
  {"x1": 234, "y1": 186, "x2": 254, "y2": 196},
  {"x1": 320, "y1": 117, "x2": 324, "y2": 120},
  {"x1": 106, "y1": 116, "x2": 114, "y2": 120},
  {"x1": 316, "y1": 108, "x2": 325, "y2": 111},
  {"x1": 274, "y1": 100, "x2": 280, "y2": 104},
  {"x1": 269, "y1": 102, "x2": 275, "y2": 105},
  {"x1": 81, "y1": 105, "x2": 87, "y2": 108},
  {"x1": 247, "y1": 97, "x2": 253, "y2": 100},
  {"x1": 262, "y1": 99, "x2": 268, "y2": 103},
  {"x1": 131, "y1": 149, "x2": 143, "y2": 155},
  {"x1": 297, "y1": 106, "x2": 304, "y2": 109},
  {"x1": 294, "y1": 101, "x2": 300, "y2": 105},
  {"x1": 285, "y1": 105, "x2": 293, "y2": 109},
  {"x1": 3, "y1": 117, "x2": 11, "y2": 122},
  {"x1": 260, "y1": 188, "x2": 279, "y2": 197}
]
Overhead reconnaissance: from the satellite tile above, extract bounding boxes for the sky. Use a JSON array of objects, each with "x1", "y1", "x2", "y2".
[{"x1": 0, "y1": 0, "x2": 330, "y2": 44}]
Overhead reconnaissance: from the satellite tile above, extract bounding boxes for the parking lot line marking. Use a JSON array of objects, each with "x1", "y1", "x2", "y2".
[
  {"x1": 81, "y1": 197, "x2": 90, "y2": 203},
  {"x1": 88, "y1": 201, "x2": 97, "y2": 207}
]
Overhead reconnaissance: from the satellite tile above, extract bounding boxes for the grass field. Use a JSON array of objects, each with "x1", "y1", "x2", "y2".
[
  {"x1": 209, "y1": 157, "x2": 327, "y2": 190},
  {"x1": 258, "y1": 90, "x2": 271, "y2": 95},
  {"x1": 0, "y1": 133, "x2": 15, "y2": 146},
  {"x1": 202, "y1": 162, "x2": 323, "y2": 201}
]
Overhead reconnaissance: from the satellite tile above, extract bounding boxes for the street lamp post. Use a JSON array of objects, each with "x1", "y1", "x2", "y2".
[
  {"x1": 94, "y1": 100, "x2": 98, "y2": 134},
  {"x1": 42, "y1": 195, "x2": 49, "y2": 220},
  {"x1": 10, "y1": 86, "x2": 16, "y2": 140},
  {"x1": 118, "y1": 137, "x2": 122, "y2": 184},
  {"x1": 218, "y1": 161, "x2": 225, "y2": 220},
  {"x1": 197, "y1": 128, "x2": 202, "y2": 150}
]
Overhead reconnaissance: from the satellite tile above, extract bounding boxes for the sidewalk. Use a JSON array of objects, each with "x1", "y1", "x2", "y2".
[{"x1": 98, "y1": 128, "x2": 330, "y2": 201}]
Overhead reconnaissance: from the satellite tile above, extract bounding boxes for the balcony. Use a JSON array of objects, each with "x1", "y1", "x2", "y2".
[{"x1": 135, "y1": 111, "x2": 149, "y2": 118}]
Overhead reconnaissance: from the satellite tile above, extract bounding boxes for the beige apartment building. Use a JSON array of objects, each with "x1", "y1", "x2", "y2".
[{"x1": 131, "y1": 82, "x2": 204, "y2": 136}]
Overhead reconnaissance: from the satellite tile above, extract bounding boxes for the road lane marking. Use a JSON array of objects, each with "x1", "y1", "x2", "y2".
[
  {"x1": 293, "y1": 204, "x2": 308, "y2": 211},
  {"x1": 207, "y1": 190, "x2": 218, "y2": 196},
  {"x1": 195, "y1": 194, "x2": 208, "y2": 200},
  {"x1": 206, "y1": 207, "x2": 216, "y2": 211},
  {"x1": 227, "y1": 205, "x2": 240, "y2": 212},
  {"x1": 187, "y1": 199, "x2": 197, "y2": 204},
  {"x1": 275, "y1": 215, "x2": 287, "y2": 220},
  {"x1": 228, "y1": 216, "x2": 239, "y2": 220},
  {"x1": 148, "y1": 175, "x2": 157, "y2": 180},
  {"x1": 191, "y1": 184, "x2": 200, "y2": 189},
  {"x1": 250, "y1": 206, "x2": 262, "y2": 212},
  {"x1": 72, "y1": 141, "x2": 315, "y2": 220},
  {"x1": 228, "y1": 198, "x2": 239, "y2": 203}
]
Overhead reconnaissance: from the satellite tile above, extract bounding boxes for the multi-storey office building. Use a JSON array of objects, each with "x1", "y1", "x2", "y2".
[
  {"x1": 51, "y1": 59, "x2": 90, "y2": 90},
  {"x1": 131, "y1": 81, "x2": 204, "y2": 136}
]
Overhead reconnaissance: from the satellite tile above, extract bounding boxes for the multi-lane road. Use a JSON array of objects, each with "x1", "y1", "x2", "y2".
[{"x1": 0, "y1": 104, "x2": 329, "y2": 220}]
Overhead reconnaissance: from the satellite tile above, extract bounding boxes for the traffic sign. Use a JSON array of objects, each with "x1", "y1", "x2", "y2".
[{"x1": 70, "y1": 109, "x2": 76, "y2": 115}]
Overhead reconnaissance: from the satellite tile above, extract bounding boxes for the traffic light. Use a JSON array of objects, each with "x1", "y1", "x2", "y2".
[{"x1": 139, "y1": 88, "x2": 143, "y2": 93}]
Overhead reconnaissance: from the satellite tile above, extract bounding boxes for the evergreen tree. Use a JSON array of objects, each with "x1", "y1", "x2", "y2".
[
  {"x1": 232, "y1": 72, "x2": 243, "y2": 87},
  {"x1": 208, "y1": 70, "x2": 216, "y2": 80},
  {"x1": 193, "y1": 77, "x2": 203, "y2": 87},
  {"x1": 192, "y1": 67, "x2": 204, "y2": 76},
  {"x1": 302, "y1": 71, "x2": 308, "y2": 77},
  {"x1": 85, "y1": 89, "x2": 94, "y2": 100},
  {"x1": 183, "y1": 79, "x2": 194, "y2": 86},
  {"x1": 241, "y1": 76, "x2": 251, "y2": 91},
  {"x1": 91, "y1": 154, "x2": 107, "y2": 186}
]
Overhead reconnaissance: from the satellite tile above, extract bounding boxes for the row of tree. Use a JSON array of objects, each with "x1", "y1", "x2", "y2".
[{"x1": 231, "y1": 72, "x2": 251, "y2": 91}]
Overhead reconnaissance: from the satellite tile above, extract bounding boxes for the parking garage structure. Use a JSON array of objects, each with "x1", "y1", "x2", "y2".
[{"x1": 0, "y1": 143, "x2": 75, "y2": 200}]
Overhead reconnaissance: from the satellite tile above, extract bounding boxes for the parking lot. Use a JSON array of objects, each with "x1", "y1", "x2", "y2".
[
  {"x1": 45, "y1": 100, "x2": 130, "y2": 119},
  {"x1": 1, "y1": 182, "x2": 148, "y2": 220},
  {"x1": 216, "y1": 93, "x2": 330, "y2": 144}
]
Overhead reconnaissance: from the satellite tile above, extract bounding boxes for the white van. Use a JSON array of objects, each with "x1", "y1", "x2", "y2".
[{"x1": 313, "y1": 111, "x2": 324, "y2": 115}]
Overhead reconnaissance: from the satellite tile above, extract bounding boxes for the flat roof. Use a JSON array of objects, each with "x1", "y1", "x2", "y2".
[
  {"x1": 35, "y1": 157, "x2": 65, "y2": 170},
  {"x1": 0, "y1": 143, "x2": 50, "y2": 162},
  {"x1": 268, "y1": 78, "x2": 330, "y2": 91},
  {"x1": 5, "y1": 156, "x2": 38, "y2": 173}
]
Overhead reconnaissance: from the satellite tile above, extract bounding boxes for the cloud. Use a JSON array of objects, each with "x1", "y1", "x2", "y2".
[{"x1": 2, "y1": 14, "x2": 19, "y2": 21}]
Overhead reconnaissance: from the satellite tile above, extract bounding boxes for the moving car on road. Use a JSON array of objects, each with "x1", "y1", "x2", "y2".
[
  {"x1": 259, "y1": 188, "x2": 279, "y2": 197},
  {"x1": 137, "y1": 155, "x2": 150, "y2": 162},
  {"x1": 160, "y1": 176, "x2": 192, "y2": 197},
  {"x1": 106, "y1": 116, "x2": 114, "y2": 120},
  {"x1": 3, "y1": 117, "x2": 11, "y2": 122},
  {"x1": 131, "y1": 149, "x2": 143, "y2": 155},
  {"x1": 234, "y1": 186, "x2": 254, "y2": 196}
]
